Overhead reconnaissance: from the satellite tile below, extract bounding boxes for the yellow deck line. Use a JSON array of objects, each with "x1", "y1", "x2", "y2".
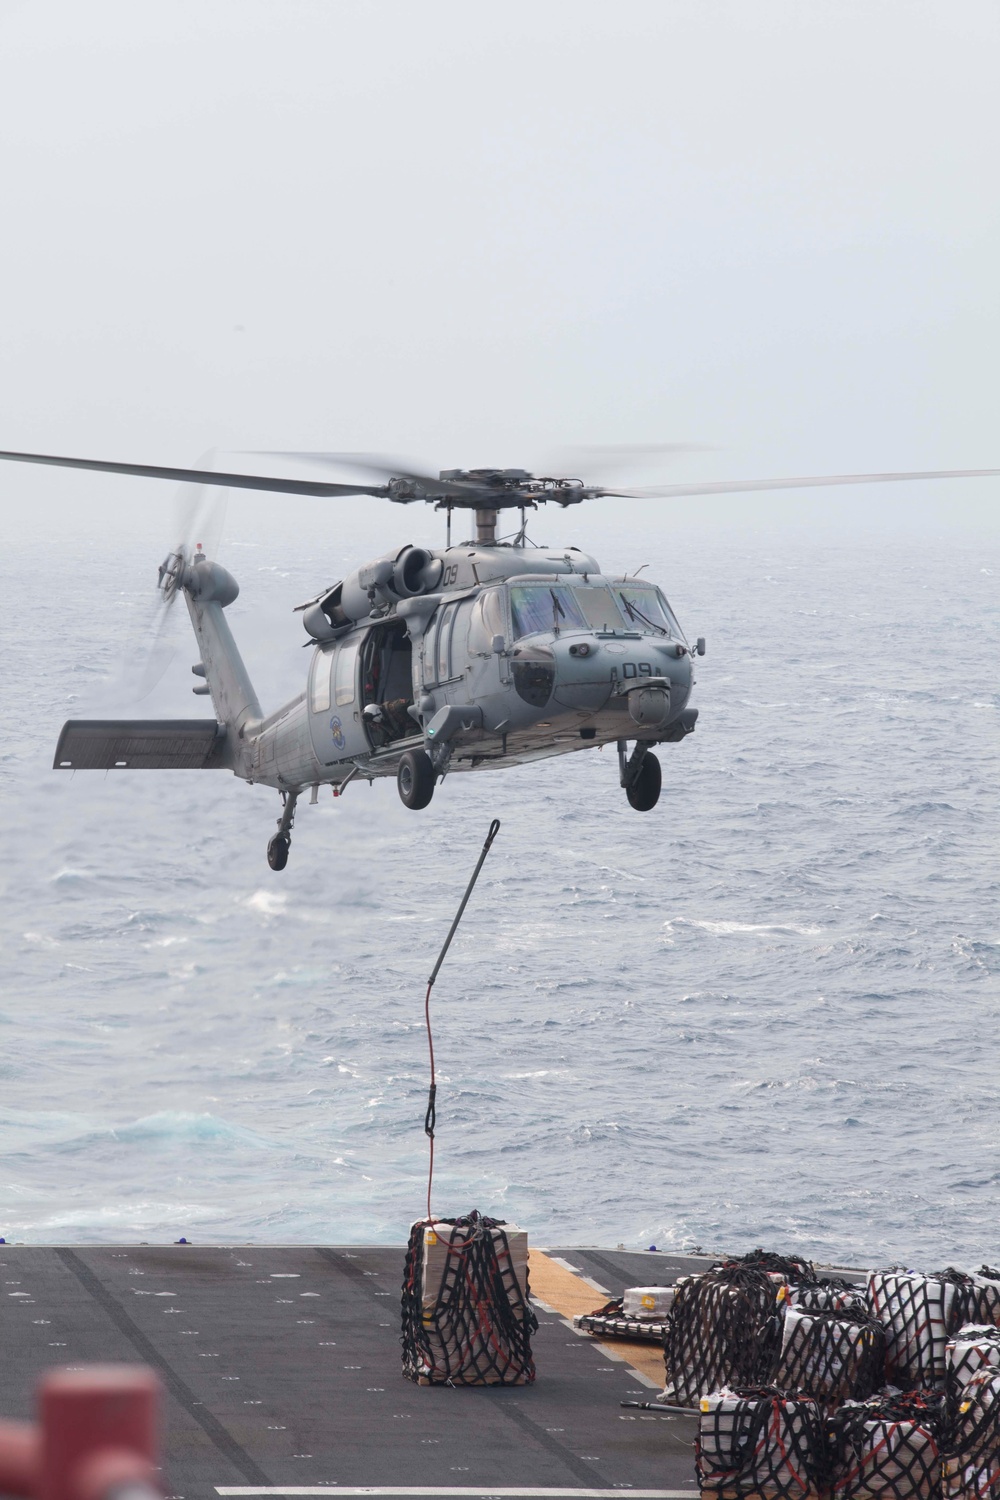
[{"x1": 528, "y1": 1249, "x2": 666, "y2": 1389}]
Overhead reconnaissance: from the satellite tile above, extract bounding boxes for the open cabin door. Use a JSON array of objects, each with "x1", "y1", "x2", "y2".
[{"x1": 307, "y1": 636, "x2": 363, "y2": 764}]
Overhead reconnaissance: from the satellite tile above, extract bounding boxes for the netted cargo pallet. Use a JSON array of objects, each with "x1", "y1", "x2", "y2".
[
  {"x1": 940, "y1": 1272, "x2": 1000, "y2": 1335},
  {"x1": 946, "y1": 1329, "x2": 1000, "y2": 1406},
  {"x1": 772, "y1": 1306, "x2": 886, "y2": 1409},
  {"x1": 970, "y1": 1274, "x2": 1000, "y2": 1331},
  {"x1": 867, "y1": 1273, "x2": 979, "y2": 1388},
  {"x1": 573, "y1": 1300, "x2": 668, "y2": 1344},
  {"x1": 696, "y1": 1387, "x2": 826, "y2": 1500},
  {"x1": 942, "y1": 1370, "x2": 1000, "y2": 1500},
  {"x1": 400, "y1": 1210, "x2": 537, "y2": 1386},
  {"x1": 665, "y1": 1265, "x2": 785, "y2": 1407},
  {"x1": 828, "y1": 1390, "x2": 947, "y2": 1500}
]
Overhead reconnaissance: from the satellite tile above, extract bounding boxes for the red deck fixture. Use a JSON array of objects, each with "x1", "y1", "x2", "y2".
[{"x1": 0, "y1": 1366, "x2": 160, "y2": 1500}]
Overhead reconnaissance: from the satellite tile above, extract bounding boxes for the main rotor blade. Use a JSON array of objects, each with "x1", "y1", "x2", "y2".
[
  {"x1": 607, "y1": 466, "x2": 1000, "y2": 500},
  {"x1": 0, "y1": 448, "x2": 390, "y2": 498},
  {"x1": 543, "y1": 442, "x2": 716, "y2": 480},
  {"x1": 251, "y1": 451, "x2": 500, "y2": 501}
]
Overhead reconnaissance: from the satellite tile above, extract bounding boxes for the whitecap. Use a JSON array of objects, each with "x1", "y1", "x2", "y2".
[
  {"x1": 672, "y1": 918, "x2": 823, "y2": 937},
  {"x1": 245, "y1": 889, "x2": 288, "y2": 915}
]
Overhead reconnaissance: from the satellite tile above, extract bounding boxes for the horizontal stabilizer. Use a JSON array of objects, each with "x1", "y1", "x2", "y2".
[{"x1": 54, "y1": 719, "x2": 229, "y2": 770}]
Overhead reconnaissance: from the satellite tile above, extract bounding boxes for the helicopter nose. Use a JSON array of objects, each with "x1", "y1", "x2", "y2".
[{"x1": 551, "y1": 637, "x2": 614, "y2": 712}]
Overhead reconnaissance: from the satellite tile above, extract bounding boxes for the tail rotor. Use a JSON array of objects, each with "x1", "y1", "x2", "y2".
[{"x1": 99, "y1": 455, "x2": 229, "y2": 706}]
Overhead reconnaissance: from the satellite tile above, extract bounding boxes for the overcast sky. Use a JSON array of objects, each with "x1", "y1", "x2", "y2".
[{"x1": 0, "y1": 0, "x2": 997, "y2": 543}]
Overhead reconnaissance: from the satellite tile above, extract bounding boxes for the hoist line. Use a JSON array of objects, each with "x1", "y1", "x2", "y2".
[{"x1": 423, "y1": 818, "x2": 502, "y2": 1222}]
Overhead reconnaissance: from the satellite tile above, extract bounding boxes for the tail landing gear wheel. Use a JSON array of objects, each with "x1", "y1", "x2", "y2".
[
  {"x1": 397, "y1": 748, "x2": 435, "y2": 810},
  {"x1": 626, "y1": 751, "x2": 661, "y2": 811},
  {"x1": 267, "y1": 833, "x2": 290, "y2": 870}
]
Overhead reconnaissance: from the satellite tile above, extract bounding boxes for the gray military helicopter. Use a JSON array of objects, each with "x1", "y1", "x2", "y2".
[{"x1": 2, "y1": 446, "x2": 997, "y2": 869}]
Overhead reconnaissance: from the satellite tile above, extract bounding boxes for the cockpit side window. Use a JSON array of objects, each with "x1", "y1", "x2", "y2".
[
  {"x1": 510, "y1": 583, "x2": 586, "y2": 639},
  {"x1": 436, "y1": 602, "x2": 460, "y2": 682},
  {"x1": 471, "y1": 588, "x2": 506, "y2": 647}
]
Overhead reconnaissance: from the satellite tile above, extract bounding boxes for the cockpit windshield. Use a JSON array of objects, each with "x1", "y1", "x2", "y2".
[
  {"x1": 510, "y1": 583, "x2": 586, "y2": 639},
  {"x1": 616, "y1": 584, "x2": 683, "y2": 639},
  {"x1": 570, "y1": 582, "x2": 628, "y2": 631}
]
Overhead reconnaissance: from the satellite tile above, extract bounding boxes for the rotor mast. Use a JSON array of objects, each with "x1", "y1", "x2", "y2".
[{"x1": 475, "y1": 507, "x2": 498, "y2": 545}]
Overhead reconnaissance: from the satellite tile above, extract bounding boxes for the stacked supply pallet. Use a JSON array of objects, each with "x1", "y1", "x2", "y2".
[
  {"x1": 679, "y1": 1254, "x2": 1000, "y2": 1500},
  {"x1": 400, "y1": 1210, "x2": 537, "y2": 1386}
]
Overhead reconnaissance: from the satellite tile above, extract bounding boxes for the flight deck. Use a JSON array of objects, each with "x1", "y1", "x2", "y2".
[{"x1": 0, "y1": 1245, "x2": 710, "y2": 1500}]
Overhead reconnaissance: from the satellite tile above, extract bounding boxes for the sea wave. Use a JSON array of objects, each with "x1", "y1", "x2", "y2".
[{"x1": 1, "y1": 530, "x2": 997, "y2": 1263}]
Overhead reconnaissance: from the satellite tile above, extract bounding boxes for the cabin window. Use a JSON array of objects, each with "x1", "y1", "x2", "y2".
[
  {"x1": 311, "y1": 649, "x2": 333, "y2": 713},
  {"x1": 334, "y1": 638, "x2": 359, "y2": 706}
]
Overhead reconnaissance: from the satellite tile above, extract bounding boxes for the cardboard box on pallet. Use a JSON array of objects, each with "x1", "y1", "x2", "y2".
[
  {"x1": 420, "y1": 1219, "x2": 528, "y2": 1311},
  {"x1": 623, "y1": 1285, "x2": 674, "y2": 1319}
]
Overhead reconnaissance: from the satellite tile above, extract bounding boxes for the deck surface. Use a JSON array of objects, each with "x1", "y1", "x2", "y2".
[{"x1": 0, "y1": 1245, "x2": 710, "y2": 1500}]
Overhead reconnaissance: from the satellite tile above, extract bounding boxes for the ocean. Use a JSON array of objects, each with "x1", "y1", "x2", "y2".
[{"x1": 2, "y1": 497, "x2": 997, "y2": 1267}]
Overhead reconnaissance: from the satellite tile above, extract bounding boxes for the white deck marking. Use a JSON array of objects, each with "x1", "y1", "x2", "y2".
[{"x1": 216, "y1": 1489, "x2": 697, "y2": 1497}]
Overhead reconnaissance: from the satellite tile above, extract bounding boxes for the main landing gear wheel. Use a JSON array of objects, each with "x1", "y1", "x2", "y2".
[
  {"x1": 626, "y1": 751, "x2": 662, "y2": 812},
  {"x1": 267, "y1": 833, "x2": 290, "y2": 870},
  {"x1": 397, "y1": 748, "x2": 435, "y2": 810}
]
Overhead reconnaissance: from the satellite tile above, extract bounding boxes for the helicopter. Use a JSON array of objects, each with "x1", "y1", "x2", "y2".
[{"x1": 2, "y1": 446, "x2": 997, "y2": 869}]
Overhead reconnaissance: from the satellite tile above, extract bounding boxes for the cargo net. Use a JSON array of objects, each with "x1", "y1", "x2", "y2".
[
  {"x1": 772, "y1": 1306, "x2": 887, "y2": 1410},
  {"x1": 939, "y1": 1272, "x2": 1000, "y2": 1336},
  {"x1": 942, "y1": 1370, "x2": 1000, "y2": 1500},
  {"x1": 696, "y1": 1387, "x2": 826, "y2": 1500},
  {"x1": 947, "y1": 1329, "x2": 1000, "y2": 1407},
  {"x1": 790, "y1": 1279, "x2": 869, "y2": 1317},
  {"x1": 713, "y1": 1248, "x2": 819, "y2": 1283},
  {"x1": 400, "y1": 1211, "x2": 537, "y2": 1386},
  {"x1": 970, "y1": 1272, "x2": 1000, "y2": 1331},
  {"x1": 868, "y1": 1273, "x2": 995, "y2": 1389},
  {"x1": 829, "y1": 1390, "x2": 948, "y2": 1500},
  {"x1": 664, "y1": 1264, "x2": 784, "y2": 1407}
]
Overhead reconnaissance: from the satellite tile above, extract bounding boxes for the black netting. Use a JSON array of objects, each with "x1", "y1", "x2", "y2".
[
  {"x1": 972, "y1": 1276, "x2": 1000, "y2": 1331},
  {"x1": 714, "y1": 1248, "x2": 819, "y2": 1284},
  {"x1": 772, "y1": 1307, "x2": 887, "y2": 1409},
  {"x1": 696, "y1": 1387, "x2": 826, "y2": 1499},
  {"x1": 829, "y1": 1391, "x2": 948, "y2": 1500},
  {"x1": 868, "y1": 1274, "x2": 972, "y2": 1388},
  {"x1": 946, "y1": 1329, "x2": 1000, "y2": 1407},
  {"x1": 791, "y1": 1280, "x2": 868, "y2": 1317},
  {"x1": 400, "y1": 1211, "x2": 537, "y2": 1386},
  {"x1": 939, "y1": 1272, "x2": 987, "y2": 1334},
  {"x1": 664, "y1": 1266, "x2": 783, "y2": 1406},
  {"x1": 942, "y1": 1370, "x2": 1000, "y2": 1500}
]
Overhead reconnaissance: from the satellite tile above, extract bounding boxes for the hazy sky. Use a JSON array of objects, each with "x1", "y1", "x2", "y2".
[{"x1": 0, "y1": 0, "x2": 998, "y2": 540}]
